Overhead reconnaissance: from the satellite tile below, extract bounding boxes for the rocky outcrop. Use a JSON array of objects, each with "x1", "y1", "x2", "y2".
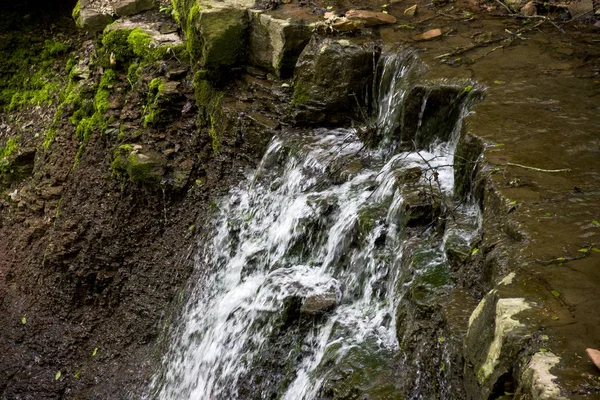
[
  {"x1": 73, "y1": 0, "x2": 157, "y2": 32},
  {"x1": 292, "y1": 37, "x2": 381, "y2": 125},
  {"x1": 248, "y1": 10, "x2": 312, "y2": 78}
]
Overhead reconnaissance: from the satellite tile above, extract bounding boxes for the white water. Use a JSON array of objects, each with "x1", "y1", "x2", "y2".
[{"x1": 151, "y1": 53, "x2": 478, "y2": 400}]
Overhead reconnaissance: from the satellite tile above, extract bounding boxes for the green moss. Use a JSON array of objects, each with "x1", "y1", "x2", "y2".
[
  {"x1": 0, "y1": 137, "x2": 19, "y2": 174},
  {"x1": 143, "y1": 78, "x2": 165, "y2": 128},
  {"x1": 42, "y1": 40, "x2": 69, "y2": 58},
  {"x1": 291, "y1": 82, "x2": 310, "y2": 106},
  {"x1": 101, "y1": 28, "x2": 134, "y2": 66},
  {"x1": 193, "y1": 72, "x2": 224, "y2": 152},
  {"x1": 110, "y1": 146, "x2": 164, "y2": 187},
  {"x1": 72, "y1": 0, "x2": 81, "y2": 21}
]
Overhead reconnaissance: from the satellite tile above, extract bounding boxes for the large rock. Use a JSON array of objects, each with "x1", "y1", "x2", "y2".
[
  {"x1": 248, "y1": 10, "x2": 312, "y2": 78},
  {"x1": 464, "y1": 287, "x2": 536, "y2": 399},
  {"x1": 177, "y1": 0, "x2": 254, "y2": 79},
  {"x1": 75, "y1": 8, "x2": 112, "y2": 33},
  {"x1": 292, "y1": 37, "x2": 381, "y2": 125},
  {"x1": 397, "y1": 83, "x2": 475, "y2": 150},
  {"x1": 114, "y1": 0, "x2": 156, "y2": 17}
]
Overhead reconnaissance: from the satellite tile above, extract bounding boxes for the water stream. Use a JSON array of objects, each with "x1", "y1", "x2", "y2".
[{"x1": 151, "y1": 52, "x2": 480, "y2": 400}]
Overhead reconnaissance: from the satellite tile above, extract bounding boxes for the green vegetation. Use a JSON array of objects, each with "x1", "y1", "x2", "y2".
[
  {"x1": 110, "y1": 145, "x2": 164, "y2": 187},
  {"x1": 193, "y1": 71, "x2": 224, "y2": 152},
  {"x1": 0, "y1": 36, "x2": 70, "y2": 112},
  {"x1": 0, "y1": 137, "x2": 19, "y2": 174}
]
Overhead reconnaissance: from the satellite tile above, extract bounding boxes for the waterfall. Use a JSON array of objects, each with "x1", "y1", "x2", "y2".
[{"x1": 150, "y1": 52, "x2": 480, "y2": 400}]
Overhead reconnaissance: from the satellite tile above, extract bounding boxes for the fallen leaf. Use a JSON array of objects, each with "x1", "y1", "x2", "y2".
[
  {"x1": 55, "y1": 371, "x2": 61, "y2": 381},
  {"x1": 551, "y1": 290, "x2": 560, "y2": 297}
]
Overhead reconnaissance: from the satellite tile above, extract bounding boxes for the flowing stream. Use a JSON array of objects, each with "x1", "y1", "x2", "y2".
[{"x1": 151, "y1": 52, "x2": 480, "y2": 400}]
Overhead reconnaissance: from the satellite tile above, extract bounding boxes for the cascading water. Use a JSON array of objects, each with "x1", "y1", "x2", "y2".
[{"x1": 150, "y1": 52, "x2": 481, "y2": 400}]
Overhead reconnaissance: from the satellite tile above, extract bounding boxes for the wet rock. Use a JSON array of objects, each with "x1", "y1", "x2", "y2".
[
  {"x1": 568, "y1": 0, "x2": 593, "y2": 17},
  {"x1": 414, "y1": 28, "x2": 442, "y2": 41},
  {"x1": 398, "y1": 83, "x2": 471, "y2": 150},
  {"x1": 444, "y1": 230, "x2": 471, "y2": 271},
  {"x1": 345, "y1": 9, "x2": 397, "y2": 26},
  {"x1": 404, "y1": 4, "x2": 418, "y2": 16},
  {"x1": 521, "y1": 1, "x2": 537, "y2": 16},
  {"x1": 586, "y1": 348, "x2": 600, "y2": 371},
  {"x1": 464, "y1": 290, "x2": 535, "y2": 399},
  {"x1": 248, "y1": 10, "x2": 312, "y2": 78},
  {"x1": 292, "y1": 37, "x2": 380, "y2": 125},
  {"x1": 300, "y1": 291, "x2": 340, "y2": 315},
  {"x1": 519, "y1": 352, "x2": 569, "y2": 400},
  {"x1": 453, "y1": 132, "x2": 484, "y2": 201},
  {"x1": 401, "y1": 185, "x2": 441, "y2": 227}
]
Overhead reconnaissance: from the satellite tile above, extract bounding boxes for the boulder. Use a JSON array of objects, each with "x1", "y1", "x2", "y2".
[
  {"x1": 292, "y1": 37, "x2": 381, "y2": 125},
  {"x1": 76, "y1": 8, "x2": 112, "y2": 33},
  {"x1": 397, "y1": 83, "x2": 472, "y2": 150},
  {"x1": 587, "y1": 348, "x2": 600, "y2": 371},
  {"x1": 114, "y1": 0, "x2": 156, "y2": 17},
  {"x1": 567, "y1": 0, "x2": 593, "y2": 17},
  {"x1": 179, "y1": 0, "x2": 254, "y2": 79},
  {"x1": 300, "y1": 291, "x2": 340, "y2": 315},
  {"x1": 248, "y1": 10, "x2": 312, "y2": 78}
]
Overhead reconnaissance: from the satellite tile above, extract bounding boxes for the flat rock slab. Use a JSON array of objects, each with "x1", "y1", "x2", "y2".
[
  {"x1": 586, "y1": 348, "x2": 600, "y2": 371},
  {"x1": 345, "y1": 9, "x2": 397, "y2": 26},
  {"x1": 75, "y1": 0, "x2": 157, "y2": 32},
  {"x1": 106, "y1": 19, "x2": 183, "y2": 47}
]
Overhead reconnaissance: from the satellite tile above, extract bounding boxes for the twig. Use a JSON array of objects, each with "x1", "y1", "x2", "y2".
[
  {"x1": 493, "y1": 0, "x2": 514, "y2": 15},
  {"x1": 505, "y1": 162, "x2": 571, "y2": 173}
]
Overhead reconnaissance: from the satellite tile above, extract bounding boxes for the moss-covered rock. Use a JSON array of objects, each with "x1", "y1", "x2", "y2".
[
  {"x1": 291, "y1": 37, "x2": 381, "y2": 125},
  {"x1": 317, "y1": 340, "x2": 404, "y2": 399},
  {"x1": 110, "y1": 145, "x2": 166, "y2": 187}
]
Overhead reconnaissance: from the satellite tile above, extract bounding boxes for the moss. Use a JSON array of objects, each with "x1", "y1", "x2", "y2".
[
  {"x1": 42, "y1": 40, "x2": 69, "y2": 58},
  {"x1": 72, "y1": 0, "x2": 81, "y2": 21},
  {"x1": 110, "y1": 146, "x2": 164, "y2": 187},
  {"x1": 193, "y1": 72, "x2": 224, "y2": 152},
  {"x1": 143, "y1": 77, "x2": 165, "y2": 128},
  {"x1": 101, "y1": 28, "x2": 135, "y2": 67},
  {"x1": 291, "y1": 82, "x2": 310, "y2": 106}
]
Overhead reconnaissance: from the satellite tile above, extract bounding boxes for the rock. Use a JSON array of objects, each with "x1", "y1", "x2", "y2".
[
  {"x1": 521, "y1": 1, "x2": 537, "y2": 16},
  {"x1": 300, "y1": 291, "x2": 340, "y2": 315},
  {"x1": 586, "y1": 348, "x2": 600, "y2": 371},
  {"x1": 181, "y1": 0, "x2": 254, "y2": 78},
  {"x1": 520, "y1": 352, "x2": 569, "y2": 400},
  {"x1": 568, "y1": 0, "x2": 593, "y2": 17},
  {"x1": 464, "y1": 290, "x2": 535, "y2": 399},
  {"x1": 404, "y1": 4, "x2": 417, "y2": 16},
  {"x1": 414, "y1": 28, "x2": 442, "y2": 41},
  {"x1": 345, "y1": 9, "x2": 397, "y2": 26},
  {"x1": 401, "y1": 185, "x2": 441, "y2": 227},
  {"x1": 398, "y1": 83, "x2": 471, "y2": 150},
  {"x1": 248, "y1": 10, "x2": 312, "y2": 78},
  {"x1": 76, "y1": 9, "x2": 112, "y2": 33},
  {"x1": 292, "y1": 37, "x2": 380, "y2": 125},
  {"x1": 114, "y1": 0, "x2": 137, "y2": 16},
  {"x1": 114, "y1": 0, "x2": 155, "y2": 17},
  {"x1": 105, "y1": 19, "x2": 184, "y2": 49}
]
